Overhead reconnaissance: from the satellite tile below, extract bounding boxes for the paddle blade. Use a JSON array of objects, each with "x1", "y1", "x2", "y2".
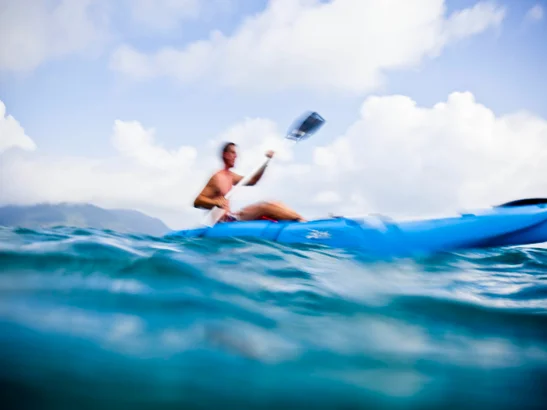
[{"x1": 287, "y1": 111, "x2": 325, "y2": 142}]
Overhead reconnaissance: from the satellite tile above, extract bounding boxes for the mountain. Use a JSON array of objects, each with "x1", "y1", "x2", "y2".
[{"x1": 0, "y1": 203, "x2": 171, "y2": 236}]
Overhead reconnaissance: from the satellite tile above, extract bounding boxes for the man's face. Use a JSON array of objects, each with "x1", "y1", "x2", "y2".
[{"x1": 223, "y1": 145, "x2": 237, "y2": 168}]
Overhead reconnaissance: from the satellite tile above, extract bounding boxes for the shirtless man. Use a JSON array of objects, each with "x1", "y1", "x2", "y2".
[{"x1": 193, "y1": 142, "x2": 305, "y2": 222}]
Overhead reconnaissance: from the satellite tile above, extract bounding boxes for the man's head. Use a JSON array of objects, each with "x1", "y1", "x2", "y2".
[{"x1": 221, "y1": 142, "x2": 237, "y2": 168}]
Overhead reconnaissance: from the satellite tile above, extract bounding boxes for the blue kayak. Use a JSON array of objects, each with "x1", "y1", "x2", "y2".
[{"x1": 165, "y1": 198, "x2": 547, "y2": 257}]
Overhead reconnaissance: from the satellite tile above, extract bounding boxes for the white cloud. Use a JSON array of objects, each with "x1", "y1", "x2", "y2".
[
  {"x1": 525, "y1": 4, "x2": 543, "y2": 22},
  {"x1": 2, "y1": 91, "x2": 546, "y2": 230},
  {"x1": 111, "y1": 119, "x2": 197, "y2": 170},
  {"x1": 0, "y1": 100, "x2": 36, "y2": 153},
  {"x1": 0, "y1": 0, "x2": 236, "y2": 72},
  {"x1": 110, "y1": 0, "x2": 506, "y2": 93},
  {"x1": 0, "y1": 0, "x2": 110, "y2": 72},
  {"x1": 0, "y1": 101, "x2": 203, "y2": 228},
  {"x1": 442, "y1": 1, "x2": 505, "y2": 42},
  {"x1": 309, "y1": 91, "x2": 547, "y2": 217}
]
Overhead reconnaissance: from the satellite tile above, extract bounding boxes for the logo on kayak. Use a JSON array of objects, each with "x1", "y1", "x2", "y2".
[{"x1": 306, "y1": 230, "x2": 331, "y2": 239}]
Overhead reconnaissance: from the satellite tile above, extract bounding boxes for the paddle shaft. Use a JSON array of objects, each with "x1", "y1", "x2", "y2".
[{"x1": 225, "y1": 155, "x2": 271, "y2": 200}]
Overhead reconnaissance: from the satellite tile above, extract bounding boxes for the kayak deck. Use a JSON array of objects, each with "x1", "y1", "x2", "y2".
[{"x1": 166, "y1": 202, "x2": 547, "y2": 257}]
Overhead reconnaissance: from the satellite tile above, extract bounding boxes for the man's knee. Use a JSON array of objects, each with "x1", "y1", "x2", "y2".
[{"x1": 263, "y1": 200, "x2": 284, "y2": 208}]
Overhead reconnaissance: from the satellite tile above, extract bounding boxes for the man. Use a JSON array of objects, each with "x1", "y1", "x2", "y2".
[{"x1": 193, "y1": 142, "x2": 305, "y2": 222}]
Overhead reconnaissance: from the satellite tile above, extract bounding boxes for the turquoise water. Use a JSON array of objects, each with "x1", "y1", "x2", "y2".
[{"x1": 1, "y1": 226, "x2": 546, "y2": 409}]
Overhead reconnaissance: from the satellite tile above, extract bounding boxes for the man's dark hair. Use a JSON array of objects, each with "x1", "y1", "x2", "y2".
[{"x1": 221, "y1": 142, "x2": 236, "y2": 157}]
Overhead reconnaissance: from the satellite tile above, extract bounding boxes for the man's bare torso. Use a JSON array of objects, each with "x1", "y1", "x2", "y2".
[{"x1": 211, "y1": 170, "x2": 236, "y2": 198}]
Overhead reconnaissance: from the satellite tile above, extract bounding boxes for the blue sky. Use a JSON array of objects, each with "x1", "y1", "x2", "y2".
[
  {"x1": 388, "y1": 0, "x2": 547, "y2": 115},
  {"x1": 1, "y1": 0, "x2": 546, "y2": 228}
]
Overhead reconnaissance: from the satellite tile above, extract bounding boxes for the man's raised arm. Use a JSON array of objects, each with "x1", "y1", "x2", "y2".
[{"x1": 231, "y1": 150, "x2": 274, "y2": 186}]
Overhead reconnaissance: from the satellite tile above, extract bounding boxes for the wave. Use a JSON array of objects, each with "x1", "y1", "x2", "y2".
[{"x1": 1, "y1": 226, "x2": 546, "y2": 409}]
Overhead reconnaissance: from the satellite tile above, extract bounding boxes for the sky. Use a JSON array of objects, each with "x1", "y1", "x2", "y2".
[{"x1": 1, "y1": 0, "x2": 546, "y2": 229}]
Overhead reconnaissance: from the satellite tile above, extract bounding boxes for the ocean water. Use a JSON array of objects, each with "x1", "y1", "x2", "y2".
[{"x1": 1, "y1": 226, "x2": 546, "y2": 410}]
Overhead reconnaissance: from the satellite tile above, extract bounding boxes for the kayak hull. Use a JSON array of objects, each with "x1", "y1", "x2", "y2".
[{"x1": 166, "y1": 202, "x2": 547, "y2": 257}]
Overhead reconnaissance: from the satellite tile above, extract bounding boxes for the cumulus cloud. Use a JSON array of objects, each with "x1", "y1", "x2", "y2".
[
  {"x1": 111, "y1": 119, "x2": 197, "y2": 170},
  {"x1": 0, "y1": 0, "x2": 110, "y2": 72},
  {"x1": 110, "y1": 0, "x2": 506, "y2": 93},
  {"x1": 309, "y1": 92, "x2": 547, "y2": 217},
  {"x1": 0, "y1": 101, "x2": 36, "y2": 153},
  {"x1": 2, "y1": 92, "x2": 546, "y2": 229}
]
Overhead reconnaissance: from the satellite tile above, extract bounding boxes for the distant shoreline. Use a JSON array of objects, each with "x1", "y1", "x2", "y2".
[{"x1": 0, "y1": 203, "x2": 171, "y2": 236}]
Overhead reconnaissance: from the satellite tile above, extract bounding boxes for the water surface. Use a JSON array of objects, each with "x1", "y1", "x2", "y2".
[{"x1": 1, "y1": 226, "x2": 546, "y2": 409}]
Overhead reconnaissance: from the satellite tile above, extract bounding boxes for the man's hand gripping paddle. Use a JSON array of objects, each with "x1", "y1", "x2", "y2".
[{"x1": 203, "y1": 111, "x2": 326, "y2": 227}]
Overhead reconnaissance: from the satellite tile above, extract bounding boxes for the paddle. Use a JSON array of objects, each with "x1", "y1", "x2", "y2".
[{"x1": 203, "y1": 111, "x2": 326, "y2": 227}]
